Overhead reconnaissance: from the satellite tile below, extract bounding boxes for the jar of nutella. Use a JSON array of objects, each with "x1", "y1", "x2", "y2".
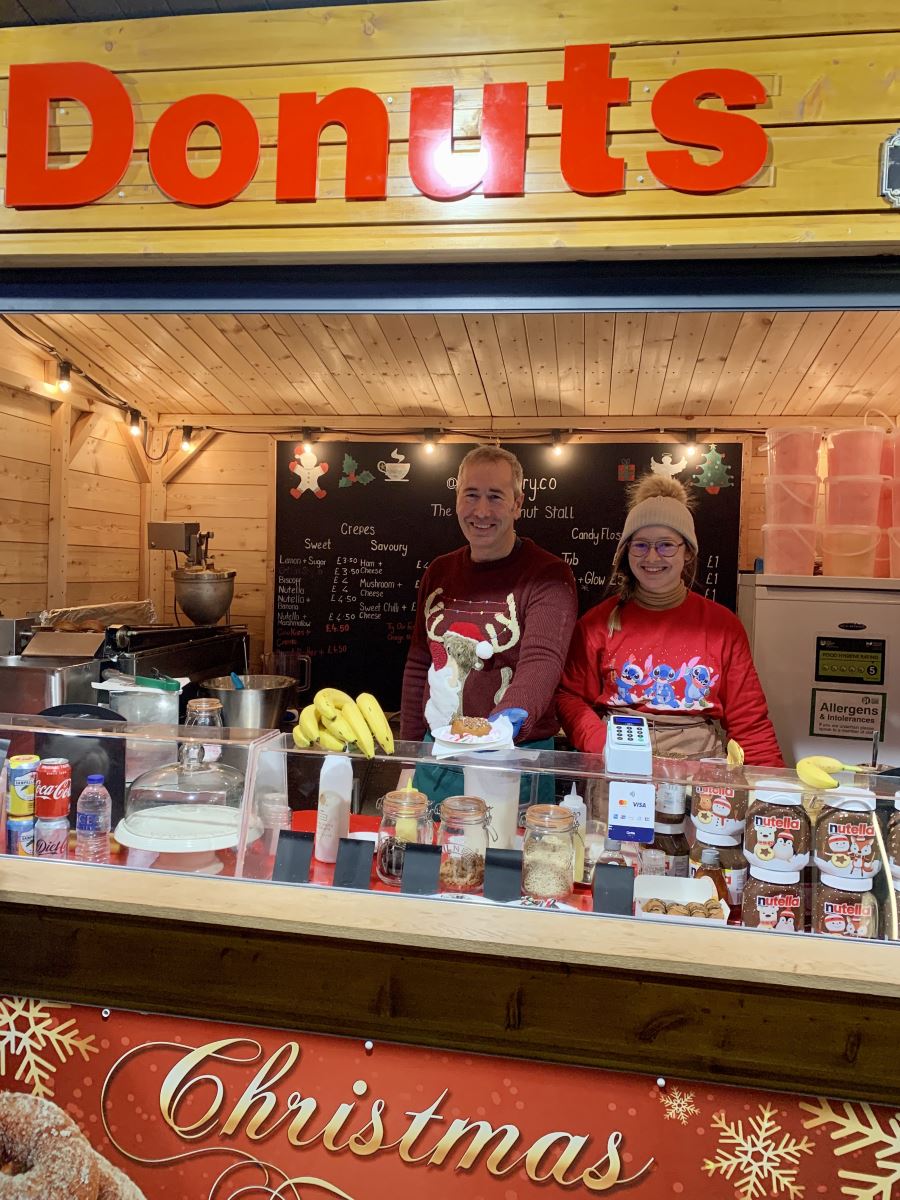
[
  {"x1": 647, "y1": 819, "x2": 690, "y2": 877},
  {"x1": 887, "y1": 793, "x2": 900, "y2": 885},
  {"x1": 744, "y1": 780, "x2": 811, "y2": 873},
  {"x1": 813, "y1": 787, "x2": 881, "y2": 882},
  {"x1": 742, "y1": 866, "x2": 804, "y2": 933},
  {"x1": 813, "y1": 874, "x2": 879, "y2": 940},
  {"x1": 691, "y1": 768, "x2": 748, "y2": 840},
  {"x1": 689, "y1": 828, "x2": 748, "y2": 915}
]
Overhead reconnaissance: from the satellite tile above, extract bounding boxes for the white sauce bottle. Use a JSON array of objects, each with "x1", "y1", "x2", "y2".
[{"x1": 314, "y1": 754, "x2": 353, "y2": 863}]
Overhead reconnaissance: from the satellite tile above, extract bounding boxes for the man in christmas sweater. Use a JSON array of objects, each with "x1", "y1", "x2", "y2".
[
  {"x1": 556, "y1": 473, "x2": 784, "y2": 767},
  {"x1": 401, "y1": 446, "x2": 578, "y2": 804}
]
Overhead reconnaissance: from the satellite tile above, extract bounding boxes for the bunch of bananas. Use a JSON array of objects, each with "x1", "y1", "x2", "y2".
[
  {"x1": 796, "y1": 754, "x2": 866, "y2": 791},
  {"x1": 292, "y1": 688, "x2": 394, "y2": 758}
]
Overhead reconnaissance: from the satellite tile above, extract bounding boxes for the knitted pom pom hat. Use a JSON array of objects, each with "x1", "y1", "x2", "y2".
[{"x1": 612, "y1": 473, "x2": 698, "y2": 572}]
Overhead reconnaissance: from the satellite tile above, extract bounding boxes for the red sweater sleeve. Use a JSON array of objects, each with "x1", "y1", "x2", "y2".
[
  {"x1": 716, "y1": 617, "x2": 785, "y2": 768},
  {"x1": 399, "y1": 568, "x2": 432, "y2": 741},
  {"x1": 491, "y1": 562, "x2": 578, "y2": 742},
  {"x1": 555, "y1": 610, "x2": 609, "y2": 754}
]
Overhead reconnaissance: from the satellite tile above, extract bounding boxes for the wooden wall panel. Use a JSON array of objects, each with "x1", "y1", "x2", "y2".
[
  {"x1": 66, "y1": 416, "x2": 143, "y2": 608},
  {"x1": 164, "y1": 435, "x2": 270, "y2": 666},
  {"x1": 0, "y1": 388, "x2": 50, "y2": 617},
  {"x1": 1, "y1": 6, "x2": 898, "y2": 263}
]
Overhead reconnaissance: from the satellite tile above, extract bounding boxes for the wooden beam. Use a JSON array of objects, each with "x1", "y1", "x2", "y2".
[
  {"x1": 116, "y1": 419, "x2": 150, "y2": 486},
  {"x1": 0, "y1": 364, "x2": 92, "y2": 413},
  {"x1": 161, "y1": 430, "x2": 220, "y2": 486},
  {"x1": 47, "y1": 402, "x2": 71, "y2": 610},
  {"x1": 154, "y1": 413, "x2": 857, "y2": 432},
  {"x1": 146, "y1": 429, "x2": 167, "y2": 620},
  {"x1": 69, "y1": 409, "x2": 103, "y2": 461}
]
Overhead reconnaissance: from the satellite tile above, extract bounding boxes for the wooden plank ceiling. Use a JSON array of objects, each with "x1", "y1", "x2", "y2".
[{"x1": 10, "y1": 310, "x2": 900, "y2": 428}]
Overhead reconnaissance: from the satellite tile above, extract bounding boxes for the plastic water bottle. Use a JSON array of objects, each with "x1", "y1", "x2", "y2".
[{"x1": 75, "y1": 773, "x2": 112, "y2": 864}]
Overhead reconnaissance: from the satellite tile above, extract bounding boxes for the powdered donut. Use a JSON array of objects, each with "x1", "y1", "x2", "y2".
[
  {"x1": 450, "y1": 716, "x2": 491, "y2": 738},
  {"x1": 0, "y1": 1092, "x2": 98, "y2": 1200},
  {"x1": 94, "y1": 1149, "x2": 147, "y2": 1200}
]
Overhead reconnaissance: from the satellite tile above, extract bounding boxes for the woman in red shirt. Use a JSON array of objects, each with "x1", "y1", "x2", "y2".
[{"x1": 556, "y1": 473, "x2": 784, "y2": 767}]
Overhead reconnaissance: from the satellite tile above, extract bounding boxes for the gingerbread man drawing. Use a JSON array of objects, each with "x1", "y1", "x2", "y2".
[{"x1": 289, "y1": 446, "x2": 329, "y2": 499}]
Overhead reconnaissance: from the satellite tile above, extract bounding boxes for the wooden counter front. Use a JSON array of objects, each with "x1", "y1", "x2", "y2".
[{"x1": 0, "y1": 858, "x2": 897, "y2": 1103}]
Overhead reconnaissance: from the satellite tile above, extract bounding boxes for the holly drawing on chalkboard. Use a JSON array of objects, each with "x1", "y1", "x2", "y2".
[
  {"x1": 692, "y1": 444, "x2": 733, "y2": 494},
  {"x1": 339, "y1": 452, "x2": 375, "y2": 488},
  {"x1": 289, "y1": 445, "x2": 329, "y2": 499}
]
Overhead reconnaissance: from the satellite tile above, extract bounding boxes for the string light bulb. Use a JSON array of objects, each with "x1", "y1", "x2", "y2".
[
  {"x1": 128, "y1": 408, "x2": 142, "y2": 438},
  {"x1": 423, "y1": 428, "x2": 439, "y2": 454},
  {"x1": 57, "y1": 361, "x2": 72, "y2": 394},
  {"x1": 551, "y1": 430, "x2": 563, "y2": 457},
  {"x1": 301, "y1": 428, "x2": 314, "y2": 454},
  {"x1": 181, "y1": 425, "x2": 193, "y2": 453},
  {"x1": 684, "y1": 429, "x2": 698, "y2": 459}
]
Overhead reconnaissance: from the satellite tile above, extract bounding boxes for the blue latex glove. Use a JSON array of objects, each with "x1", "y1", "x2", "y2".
[{"x1": 490, "y1": 707, "x2": 528, "y2": 738}]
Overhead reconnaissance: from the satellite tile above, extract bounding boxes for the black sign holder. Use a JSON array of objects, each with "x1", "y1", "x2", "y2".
[
  {"x1": 333, "y1": 837, "x2": 375, "y2": 889},
  {"x1": 271, "y1": 830, "x2": 314, "y2": 885}
]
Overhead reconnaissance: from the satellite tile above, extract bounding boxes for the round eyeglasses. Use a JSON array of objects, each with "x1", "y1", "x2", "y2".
[{"x1": 628, "y1": 539, "x2": 685, "y2": 558}]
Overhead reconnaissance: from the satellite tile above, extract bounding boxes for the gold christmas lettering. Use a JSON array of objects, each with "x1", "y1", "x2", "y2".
[{"x1": 111, "y1": 1037, "x2": 653, "y2": 1194}]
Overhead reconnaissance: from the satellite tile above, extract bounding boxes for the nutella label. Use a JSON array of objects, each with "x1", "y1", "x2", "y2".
[
  {"x1": 741, "y1": 875, "x2": 805, "y2": 933},
  {"x1": 745, "y1": 803, "x2": 810, "y2": 873},
  {"x1": 691, "y1": 784, "x2": 746, "y2": 839},
  {"x1": 814, "y1": 811, "x2": 881, "y2": 880},
  {"x1": 814, "y1": 891, "x2": 878, "y2": 939}
]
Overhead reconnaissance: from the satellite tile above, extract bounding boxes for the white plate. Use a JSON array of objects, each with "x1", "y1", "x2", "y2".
[
  {"x1": 432, "y1": 723, "x2": 508, "y2": 750},
  {"x1": 115, "y1": 803, "x2": 261, "y2": 853}
]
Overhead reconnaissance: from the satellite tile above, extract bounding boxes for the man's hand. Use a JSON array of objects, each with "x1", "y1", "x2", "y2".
[{"x1": 490, "y1": 707, "x2": 528, "y2": 738}]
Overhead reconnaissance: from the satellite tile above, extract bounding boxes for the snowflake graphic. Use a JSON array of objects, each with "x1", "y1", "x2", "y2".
[
  {"x1": 702, "y1": 1102, "x2": 815, "y2": 1199},
  {"x1": 659, "y1": 1087, "x2": 700, "y2": 1125},
  {"x1": 0, "y1": 996, "x2": 98, "y2": 1098},
  {"x1": 800, "y1": 1097, "x2": 900, "y2": 1200}
]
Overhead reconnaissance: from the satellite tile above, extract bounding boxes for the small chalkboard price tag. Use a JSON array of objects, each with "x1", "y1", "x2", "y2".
[
  {"x1": 333, "y1": 838, "x2": 374, "y2": 890},
  {"x1": 592, "y1": 862, "x2": 635, "y2": 915},
  {"x1": 484, "y1": 848, "x2": 523, "y2": 903},
  {"x1": 400, "y1": 844, "x2": 442, "y2": 895},
  {"x1": 272, "y1": 830, "x2": 314, "y2": 885}
]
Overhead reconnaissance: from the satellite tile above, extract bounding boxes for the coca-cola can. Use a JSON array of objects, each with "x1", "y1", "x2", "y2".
[{"x1": 35, "y1": 758, "x2": 72, "y2": 819}]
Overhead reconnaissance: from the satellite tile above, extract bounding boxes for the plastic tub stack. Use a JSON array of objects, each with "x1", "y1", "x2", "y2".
[
  {"x1": 822, "y1": 425, "x2": 887, "y2": 578},
  {"x1": 762, "y1": 427, "x2": 821, "y2": 575},
  {"x1": 763, "y1": 422, "x2": 900, "y2": 578}
]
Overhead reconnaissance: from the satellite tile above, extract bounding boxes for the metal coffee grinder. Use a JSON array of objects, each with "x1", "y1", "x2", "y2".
[{"x1": 148, "y1": 522, "x2": 236, "y2": 625}]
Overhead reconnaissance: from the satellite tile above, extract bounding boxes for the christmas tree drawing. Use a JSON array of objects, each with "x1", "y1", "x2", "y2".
[{"x1": 693, "y1": 443, "x2": 733, "y2": 494}]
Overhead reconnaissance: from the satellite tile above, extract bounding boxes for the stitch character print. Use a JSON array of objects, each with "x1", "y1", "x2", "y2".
[{"x1": 607, "y1": 651, "x2": 720, "y2": 713}]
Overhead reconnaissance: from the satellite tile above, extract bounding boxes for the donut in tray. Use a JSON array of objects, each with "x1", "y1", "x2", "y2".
[{"x1": 0, "y1": 1092, "x2": 146, "y2": 1200}]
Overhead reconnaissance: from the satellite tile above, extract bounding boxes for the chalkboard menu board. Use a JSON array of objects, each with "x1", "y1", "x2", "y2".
[{"x1": 274, "y1": 440, "x2": 743, "y2": 708}]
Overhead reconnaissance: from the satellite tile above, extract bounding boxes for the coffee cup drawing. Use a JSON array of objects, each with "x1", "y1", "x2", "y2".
[{"x1": 378, "y1": 449, "x2": 411, "y2": 481}]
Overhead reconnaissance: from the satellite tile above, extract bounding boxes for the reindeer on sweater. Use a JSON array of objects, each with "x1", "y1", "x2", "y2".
[{"x1": 422, "y1": 588, "x2": 521, "y2": 731}]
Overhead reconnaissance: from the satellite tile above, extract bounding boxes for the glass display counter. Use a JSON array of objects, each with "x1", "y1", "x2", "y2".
[
  {"x1": 237, "y1": 735, "x2": 900, "y2": 945},
  {"x1": 2, "y1": 713, "x2": 900, "y2": 1110}
]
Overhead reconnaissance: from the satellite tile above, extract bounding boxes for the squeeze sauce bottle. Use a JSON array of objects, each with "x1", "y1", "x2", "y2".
[
  {"x1": 560, "y1": 783, "x2": 587, "y2": 884},
  {"x1": 314, "y1": 755, "x2": 353, "y2": 863}
]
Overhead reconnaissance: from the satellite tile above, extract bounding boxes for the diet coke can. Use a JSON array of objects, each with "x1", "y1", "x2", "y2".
[{"x1": 35, "y1": 758, "x2": 72, "y2": 819}]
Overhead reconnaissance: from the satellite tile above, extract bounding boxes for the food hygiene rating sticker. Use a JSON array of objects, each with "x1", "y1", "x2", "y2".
[{"x1": 809, "y1": 688, "x2": 886, "y2": 742}]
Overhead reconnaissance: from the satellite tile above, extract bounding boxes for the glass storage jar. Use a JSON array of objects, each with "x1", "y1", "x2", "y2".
[
  {"x1": 437, "y1": 795, "x2": 489, "y2": 893},
  {"x1": 376, "y1": 787, "x2": 431, "y2": 887},
  {"x1": 522, "y1": 804, "x2": 577, "y2": 901}
]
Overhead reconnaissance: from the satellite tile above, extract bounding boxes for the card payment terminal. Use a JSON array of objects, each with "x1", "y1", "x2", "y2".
[{"x1": 603, "y1": 714, "x2": 653, "y2": 777}]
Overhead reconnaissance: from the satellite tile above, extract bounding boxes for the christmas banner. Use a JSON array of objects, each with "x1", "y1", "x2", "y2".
[{"x1": 1, "y1": 994, "x2": 898, "y2": 1199}]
